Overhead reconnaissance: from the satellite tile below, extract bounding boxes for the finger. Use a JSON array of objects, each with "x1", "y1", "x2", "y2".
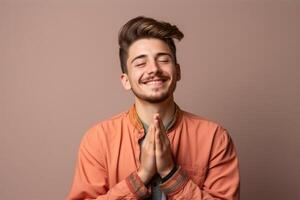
[
  {"x1": 155, "y1": 115, "x2": 169, "y2": 146},
  {"x1": 143, "y1": 125, "x2": 154, "y2": 148},
  {"x1": 157, "y1": 116, "x2": 166, "y2": 134},
  {"x1": 153, "y1": 114, "x2": 160, "y2": 130},
  {"x1": 153, "y1": 114, "x2": 165, "y2": 133},
  {"x1": 151, "y1": 125, "x2": 156, "y2": 150},
  {"x1": 155, "y1": 125, "x2": 162, "y2": 153},
  {"x1": 153, "y1": 114, "x2": 169, "y2": 146},
  {"x1": 155, "y1": 119, "x2": 166, "y2": 145}
]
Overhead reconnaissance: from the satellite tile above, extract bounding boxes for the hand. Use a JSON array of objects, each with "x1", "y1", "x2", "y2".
[
  {"x1": 137, "y1": 122, "x2": 157, "y2": 184},
  {"x1": 154, "y1": 114, "x2": 175, "y2": 177}
]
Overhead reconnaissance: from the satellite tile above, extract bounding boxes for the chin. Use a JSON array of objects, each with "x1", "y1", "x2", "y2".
[
  {"x1": 144, "y1": 96, "x2": 170, "y2": 104},
  {"x1": 132, "y1": 90, "x2": 171, "y2": 104}
]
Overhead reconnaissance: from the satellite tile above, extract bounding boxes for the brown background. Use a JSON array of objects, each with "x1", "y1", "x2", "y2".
[{"x1": 1, "y1": 0, "x2": 299, "y2": 199}]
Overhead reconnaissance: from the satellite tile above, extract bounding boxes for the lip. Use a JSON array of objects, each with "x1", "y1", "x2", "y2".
[
  {"x1": 141, "y1": 77, "x2": 168, "y2": 84},
  {"x1": 143, "y1": 80, "x2": 165, "y2": 86}
]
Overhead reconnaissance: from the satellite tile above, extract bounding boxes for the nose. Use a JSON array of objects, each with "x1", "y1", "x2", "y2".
[{"x1": 147, "y1": 60, "x2": 161, "y2": 75}]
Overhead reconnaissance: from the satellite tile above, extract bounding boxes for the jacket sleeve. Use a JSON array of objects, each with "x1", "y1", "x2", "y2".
[
  {"x1": 66, "y1": 126, "x2": 150, "y2": 200},
  {"x1": 160, "y1": 128, "x2": 240, "y2": 200}
]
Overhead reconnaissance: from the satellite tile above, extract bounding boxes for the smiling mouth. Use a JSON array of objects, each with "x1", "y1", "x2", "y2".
[
  {"x1": 144, "y1": 79, "x2": 164, "y2": 84},
  {"x1": 141, "y1": 78, "x2": 168, "y2": 85}
]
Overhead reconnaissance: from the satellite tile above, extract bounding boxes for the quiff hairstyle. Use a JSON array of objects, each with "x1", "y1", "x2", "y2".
[{"x1": 118, "y1": 16, "x2": 184, "y2": 73}]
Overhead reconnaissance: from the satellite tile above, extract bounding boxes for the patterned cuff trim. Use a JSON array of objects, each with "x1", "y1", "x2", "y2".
[
  {"x1": 159, "y1": 166, "x2": 189, "y2": 195},
  {"x1": 125, "y1": 171, "x2": 150, "y2": 199}
]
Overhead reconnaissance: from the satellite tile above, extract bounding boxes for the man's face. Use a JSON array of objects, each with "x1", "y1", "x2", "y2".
[{"x1": 121, "y1": 38, "x2": 181, "y2": 104}]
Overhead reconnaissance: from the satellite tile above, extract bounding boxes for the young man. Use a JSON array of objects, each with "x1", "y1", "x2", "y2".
[{"x1": 67, "y1": 16, "x2": 240, "y2": 200}]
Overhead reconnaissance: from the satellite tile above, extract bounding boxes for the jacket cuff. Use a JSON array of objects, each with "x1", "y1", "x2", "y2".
[
  {"x1": 159, "y1": 166, "x2": 189, "y2": 196},
  {"x1": 125, "y1": 171, "x2": 150, "y2": 199}
]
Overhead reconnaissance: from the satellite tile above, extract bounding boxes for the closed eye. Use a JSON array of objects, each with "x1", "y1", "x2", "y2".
[
  {"x1": 157, "y1": 55, "x2": 172, "y2": 63},
  {"x1": 157, "y1": 59, "x2": 171, "y2": 64},
  {"x1": 135, "y1": 62, "x2": 146, "y2": 67},
  {"x1": 158, "y1": 59, "x2": 170, "y2": 63}
]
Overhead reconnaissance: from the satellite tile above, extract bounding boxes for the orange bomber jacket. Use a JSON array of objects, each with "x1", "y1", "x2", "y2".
[{"x1": 67, "y1": 105, "x2": 240, "y2": 200}]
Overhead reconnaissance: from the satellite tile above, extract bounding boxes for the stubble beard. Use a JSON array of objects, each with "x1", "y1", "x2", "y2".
[{"x1": 131, "y1": 81, "x2": 177, "y2": 104}]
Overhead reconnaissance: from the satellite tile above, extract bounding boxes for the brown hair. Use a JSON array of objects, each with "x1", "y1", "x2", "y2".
[{"x1": 118, "y1": 16, "x2": 184, "y2": 73}]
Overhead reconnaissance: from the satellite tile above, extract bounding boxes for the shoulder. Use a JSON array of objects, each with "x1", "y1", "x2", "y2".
[
  {"x1": 96, "y1": 110, "x2": 129, "y2": 130},
  {"x1": 180, "y1": 110, "x2": 230, "y2": 140},
  {"x1": 81, "y1": 110, "x2": 130, "y2": 145},
  {"x1": 181, "y1": 110, "x2": 223, "y2": 129}
]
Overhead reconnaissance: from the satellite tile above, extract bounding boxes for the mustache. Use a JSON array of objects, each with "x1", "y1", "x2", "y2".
[{"x1": 141, "y1": 75, "x2": 169, "y2": 83}]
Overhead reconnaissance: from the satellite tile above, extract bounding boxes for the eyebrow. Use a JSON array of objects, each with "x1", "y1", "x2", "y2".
[
  {"x1": 130, "y1": 55, "x2": 147, "y2": 64},
  {"x1": 130, "y1": 52, "x2": 172, "y2": 64}
]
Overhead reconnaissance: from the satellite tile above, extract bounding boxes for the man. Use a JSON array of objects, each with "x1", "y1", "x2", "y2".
[{"x1": 67, "y1": 16, "x2": 240, "y2": 200}]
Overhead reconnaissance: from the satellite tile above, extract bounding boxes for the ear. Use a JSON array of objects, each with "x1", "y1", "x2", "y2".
[
  {"x1": 176, "y1": 64, "x2": 181, "y2": 81},
  {"x1": 120, "y1": 73, "x2": 131, "y2": 90}
]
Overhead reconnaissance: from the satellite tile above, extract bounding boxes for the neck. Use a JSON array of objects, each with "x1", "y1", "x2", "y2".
[{"x1": 135, "y1": 96, "x2": 176, "y2": 127}]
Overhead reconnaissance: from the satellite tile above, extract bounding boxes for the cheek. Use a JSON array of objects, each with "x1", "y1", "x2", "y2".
[
  {"x1": 131, "y1": 71, "x2": 144, "y2": 83},
  {"x1": 163, "y1": 65, "x2": 176, "y2": 74},
  {"x1": 167, "y1": 69, "x2": 177, "y2": 78}
]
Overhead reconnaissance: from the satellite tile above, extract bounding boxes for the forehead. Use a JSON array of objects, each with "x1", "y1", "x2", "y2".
[{"x1": 127, "y1": 38, "x2": 172, "y2": 60}]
